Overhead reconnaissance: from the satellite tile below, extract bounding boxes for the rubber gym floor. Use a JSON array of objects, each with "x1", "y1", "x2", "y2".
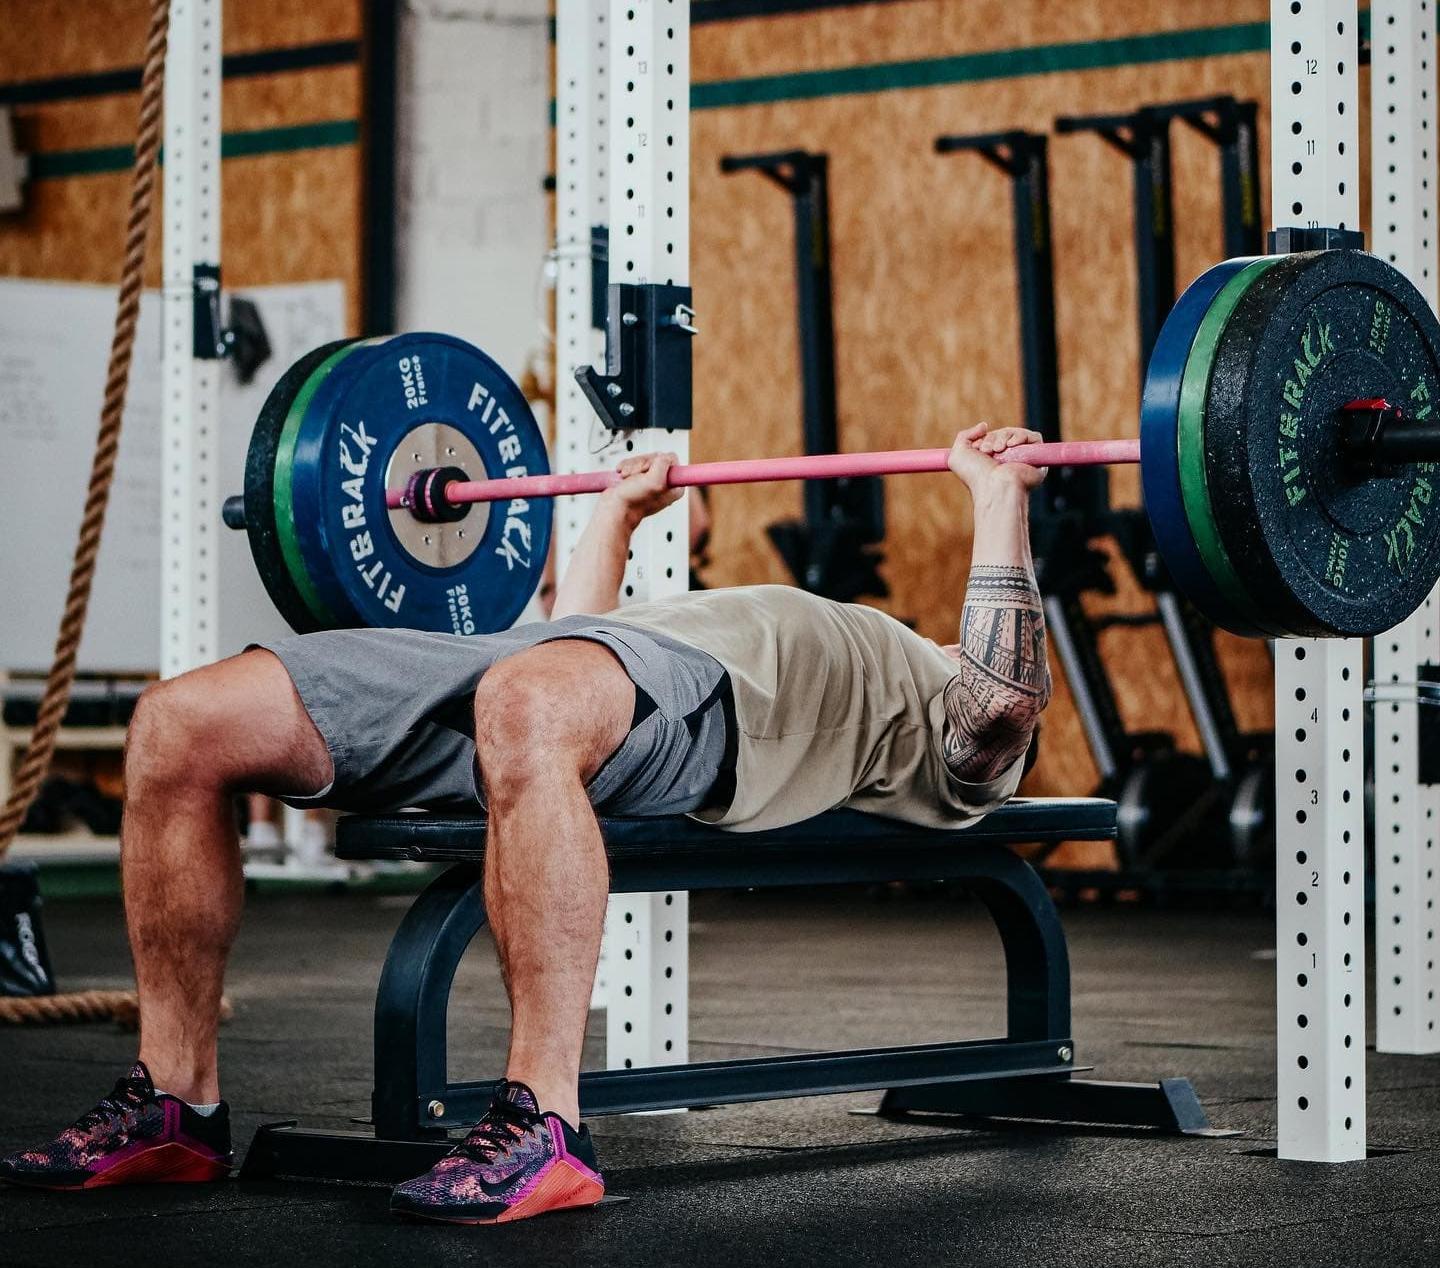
[{"x1": 1, "y1": 885, "x2": 1438, "y2": 1268}]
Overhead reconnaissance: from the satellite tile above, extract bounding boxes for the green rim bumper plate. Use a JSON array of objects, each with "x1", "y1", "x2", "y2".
[
  {"x1": 242, "y1": 338, "x2": 360, "y2": 634},
  {"x1": 1142, "y1": 255, "x2": 1273, "y2": 639},
  {"x1": 1200, "y1": 250, "x2": 1440, "y2": 638},
  {"x1": 284, "y1": 333, "x2": 554, "y2": 632},
  {"x1": 1177, "y1": 256, "x2": 1288, "y2": 636},
  {"x1": 273, "y1": 340, "x2": 379, "y2": 628}
]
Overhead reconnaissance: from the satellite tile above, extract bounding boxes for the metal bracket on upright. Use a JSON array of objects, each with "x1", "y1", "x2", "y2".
[
  {"x1": 1267, "y1": 226, "x2": 1365, "y2": 253},
  {"x1": 191, "y1": 262, "x2": 271, "y2": 382},
  {"x1": 192, "y1": 263, "x2": 229, "y2": 359},
  {"x1": 577, "y1": 282, "x2": 696, "y2": 430}
]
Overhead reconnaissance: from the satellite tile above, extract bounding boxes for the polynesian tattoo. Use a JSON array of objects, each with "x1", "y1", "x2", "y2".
[{"x1": 942, "y1": 564, "x2": 1052, "y2": 783}]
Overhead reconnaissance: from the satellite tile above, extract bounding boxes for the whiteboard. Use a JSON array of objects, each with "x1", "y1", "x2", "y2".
[{"x1": 0, "y1": 279, "x2": 345, "y2": 673}]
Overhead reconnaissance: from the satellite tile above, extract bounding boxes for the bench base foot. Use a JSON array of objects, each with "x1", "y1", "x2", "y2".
[
  {"x1": 875, "y1": 1075, "x2": 1237, "y2": 1137},
  {"x1": 240, "y1": 1076, "x2": 1232, "y2": 1187},
  {"x1": 240, "y1": 1123, "x2": 451, "y2": 1186}
]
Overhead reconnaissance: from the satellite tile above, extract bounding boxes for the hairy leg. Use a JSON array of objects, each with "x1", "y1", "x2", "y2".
[
  {"x1": 123, "y1": 650, "x2": 332, "y2": 1103},
  {"x1": 473, "y1": 641, "x2": 634, "y2": 1126}
]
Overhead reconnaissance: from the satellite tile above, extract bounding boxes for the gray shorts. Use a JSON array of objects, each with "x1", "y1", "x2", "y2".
[{"x1": 255, "y1": 615, "x2": 733, "y2": 817}]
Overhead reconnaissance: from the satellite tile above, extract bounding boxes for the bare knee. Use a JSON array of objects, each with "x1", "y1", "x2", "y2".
[
  {"x1": 474, "y1": 665, "x2": 573, "y2": 787},
  {"x1": 473, "y1": 648, "x2": 632, "y2": 799},
  {"x1": 125, "y1": 676, "x2": 224, "y2": 796},
  {"x1": 125, "y1": 650, "x2": 331, "y2": 801}
]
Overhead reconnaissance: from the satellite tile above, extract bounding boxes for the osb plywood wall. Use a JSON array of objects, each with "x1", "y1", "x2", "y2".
[
  {"x1": 685, "y1": 0, "x2": 1364, "y2": 807},
  {"x1": 0, "y1": 0, "x2": 362, "y2": 329}
]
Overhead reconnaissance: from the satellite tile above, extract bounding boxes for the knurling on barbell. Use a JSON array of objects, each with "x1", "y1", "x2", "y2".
[{"x1": 229, "y1": 250, "x2": 1440, "y2": 641}]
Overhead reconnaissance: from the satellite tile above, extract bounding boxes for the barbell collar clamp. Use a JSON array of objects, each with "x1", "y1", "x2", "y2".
[{"x1": 402, "y1": 466, "x2": 472, "y2": 524}]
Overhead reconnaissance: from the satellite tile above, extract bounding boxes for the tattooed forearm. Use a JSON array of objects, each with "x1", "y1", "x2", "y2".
[{"x1": 942, "y1": 565, "x2": 1052, "y2": 784}]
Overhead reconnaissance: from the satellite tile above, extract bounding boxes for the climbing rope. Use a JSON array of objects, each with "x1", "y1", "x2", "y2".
[{"x1": 0, "y1": 0, "x2": 170, "y2": 1026}]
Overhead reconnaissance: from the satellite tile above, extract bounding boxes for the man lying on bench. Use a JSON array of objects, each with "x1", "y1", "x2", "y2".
[{"x1": 0, "y1": 423, "x2": 1053, "y2": 1225}]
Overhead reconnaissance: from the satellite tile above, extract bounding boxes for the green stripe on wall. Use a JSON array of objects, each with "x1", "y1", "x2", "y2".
[
  {"x1": 28, "y1": 119, "x2": 360, "y2": 180},
  {"x1": 221, "y1": 119, "x2": 359, "y2": 158},
  {"x1": 692, "y1": 21, "x2": 1271, "y2": 110},
  {"x1": 29, "y1": 145, "x2": 134, "y2": 178},
  {"x1": 545, "y1": 18, "x2": 1276, "y2": 122}
]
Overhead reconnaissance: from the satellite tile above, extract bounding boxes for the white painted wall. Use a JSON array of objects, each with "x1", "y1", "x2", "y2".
[{"x1": 395, "y1": 0, "x2": 551, "y2": 378}]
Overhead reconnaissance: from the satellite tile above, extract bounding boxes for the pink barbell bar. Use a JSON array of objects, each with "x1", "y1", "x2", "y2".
[{"x1": 386, "y1": 438, "x2": 1142, "y2": 512}]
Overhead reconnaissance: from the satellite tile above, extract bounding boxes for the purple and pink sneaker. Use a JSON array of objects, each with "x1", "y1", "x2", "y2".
[
  {"x1": 0, "y1": 1061, "x2": 231, "y2": 1191},
  {"x1": 390, "y1": 1080, "x2": 604, "y2": 1225}
]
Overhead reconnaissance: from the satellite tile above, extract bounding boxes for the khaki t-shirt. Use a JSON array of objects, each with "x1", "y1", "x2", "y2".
[{"x1": 613, "y1": 586, "x2": 1025, "y2": 832}]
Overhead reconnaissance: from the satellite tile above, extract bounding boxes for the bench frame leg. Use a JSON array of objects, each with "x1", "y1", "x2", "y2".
[{"x1": 242, "y1": 842, "x2": 1225, "y2": 1184}]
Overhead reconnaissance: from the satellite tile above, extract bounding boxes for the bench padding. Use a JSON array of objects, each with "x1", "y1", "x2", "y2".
[{"x1": 336, "y1": 797, "x2": 1116, "y2": 864}]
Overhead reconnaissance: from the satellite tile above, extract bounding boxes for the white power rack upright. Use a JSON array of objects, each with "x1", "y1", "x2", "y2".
[
  {"x1": 1270, "y1": 0, "x2": 1367, "y2": 1166},
  {"x1": 161, "y1": 0, "x2": 223, "y2": 680},
  {"x1": 1370, "y1": 0, "x2": 1440, "y2": 1060},
  {"x1": 554, "y1": 0, "x2": 693, "y2": 1076}
]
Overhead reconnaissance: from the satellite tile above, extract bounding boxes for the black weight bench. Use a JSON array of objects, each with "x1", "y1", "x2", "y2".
[{"x1": 242, "y1": 797, "x2": 1227, "y2": 1184}]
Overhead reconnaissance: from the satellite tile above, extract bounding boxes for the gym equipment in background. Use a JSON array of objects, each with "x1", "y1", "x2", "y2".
[
  {"x1": 1057, "y1": 97, "x2": 1276, "y2": 869},
  {"x1": 720, "y1": 149, "x2": 886, "y2": 602},
  {"x1": 936, "y1": 127, "x2": 1222, "y2": 874},
  {"x1": 1057, "y1": 95, "x2": 1264, "y2": 371},
  {"x1": 0, "y1": 864, "x2": 54, "y2": 999}
]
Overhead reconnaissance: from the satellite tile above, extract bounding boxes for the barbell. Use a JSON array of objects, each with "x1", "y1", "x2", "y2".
[
  {"x1": 225, "y1": 248, "x2": 1440, "y2": 640},
  {"x1": 388, "y1": 438, "x2": 1143, "y2": 512}
]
